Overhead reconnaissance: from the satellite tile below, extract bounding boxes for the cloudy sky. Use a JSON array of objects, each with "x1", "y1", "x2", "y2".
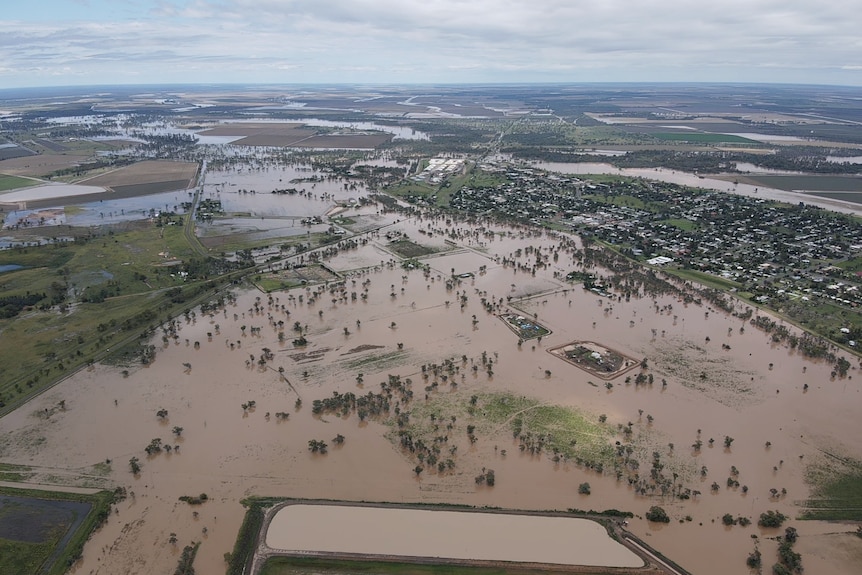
[{"x1": 1, "y1": 0, "x2": 861, "y2": 88}]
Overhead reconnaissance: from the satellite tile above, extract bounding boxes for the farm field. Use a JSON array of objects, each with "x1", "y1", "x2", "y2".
[
  {"x1": 722, "y1": 174, "x2": 862, "y2": 193},
  {"x1": 78, "y1": 160, "x2": 199, "y2": 193},
  {"x1": 650, "y1": 133, "x2": 760, "y2": 144},
  {"x1": 0, "y1": 154, "x2": 93, "y2": 178},
  {"x1": 0, "y1": 174, "x2": 41, "y2": 192}
]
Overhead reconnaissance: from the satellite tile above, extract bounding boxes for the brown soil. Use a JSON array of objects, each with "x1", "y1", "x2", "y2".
[
  {"x1": 198, "y1": 123, "x2": 308, "y2": 137},
  {"x1": 79, "y1": 160, "x2": 198, "y2": 188},
  {"x1": 0, "y1": 154, "x2": 91, "y2": 177}
]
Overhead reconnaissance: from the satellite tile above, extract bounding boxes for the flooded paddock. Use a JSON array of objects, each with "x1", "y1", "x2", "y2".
[
  {"x1": 265, "y1": 503, "x2": 644, "y2": 568},
  {"x1": 0, "y1": 212, "x2": 859, "y2": 575}
]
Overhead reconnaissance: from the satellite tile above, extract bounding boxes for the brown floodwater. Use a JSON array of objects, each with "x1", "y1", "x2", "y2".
[
  {"x1": 0, "y1": 215, "x2": 859, "y2": 575},
  {"x1": 265, "y1": 504, "x2": 643, "y2": 567}
]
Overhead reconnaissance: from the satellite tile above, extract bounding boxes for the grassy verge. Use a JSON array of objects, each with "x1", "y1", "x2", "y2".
[
  {"x1": 226, "y1": 497, "x2": 285, "y2": 575},
  {"x1": 663, "y1": 268, "x2": 742, "y2": 291}
]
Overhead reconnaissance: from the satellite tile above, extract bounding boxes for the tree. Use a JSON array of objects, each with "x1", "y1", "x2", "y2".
[
  {"x1": 646, "y1": 506, "x2": 670, "y2": 523},
  {"x1": 758, "y1": 510, "x2": 787, "y2": 528},
  {"x1": 578, "y1": 482, "x2": 591, "y2": 495},
  {"x1": 724, "y1": 435, "x2": 735, "y2": 449},
  {"x1": 722, "y1": 513, "x2": 736, "y2": 526},
  {"x1": 129, "y1": 456, "x2": 141, "y2": 475},
  {"x1": 157, "y1": 409, "x2": 168, "y2": 420},
  {"x1": 172, "y1": 426, "x2": 183, "y2": 437},
  {"x1": 746, "y1": 548, "x2": 762, "y2": 569}
]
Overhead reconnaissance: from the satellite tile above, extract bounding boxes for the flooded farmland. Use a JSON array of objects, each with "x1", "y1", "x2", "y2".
[
  {"x1": 0, "y1": 156, "x2": 860, "y2": 575},
  {"x1": 0, "y1": 136, "x2": 862, "y2": 575}
]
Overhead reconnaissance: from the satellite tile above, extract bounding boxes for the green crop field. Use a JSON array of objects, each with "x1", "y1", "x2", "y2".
[
  {"x1": 802, "y1": 458, "x2": 862, "y2": 521},
  {"x1": 0, "y1": 174, "x2": 41, "y2": 192}
]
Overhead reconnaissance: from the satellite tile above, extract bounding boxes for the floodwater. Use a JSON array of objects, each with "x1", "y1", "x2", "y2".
[
  {"x1": 0, "y1": 183, "x2": 106, "y2": 203},
  {"x1": 531, "y1": 161, "x2": 862, "y2": 215},
  {"x1": 230, "y1": 117, "x2": 429, "y2": 140},
  {"x1": 265, "y1": 504, "x2": 643, "y2": 567},
  {"x1": 0, "y1": 214, "x2": 859, "y2": 575},
  {"x1": 203, "y1": 166, "x2": 366, "y2": 219}
]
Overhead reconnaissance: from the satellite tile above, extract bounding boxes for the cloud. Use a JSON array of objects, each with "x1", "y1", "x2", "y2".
[{"x1": 1, "y1": 0, "x2": 861, "y2": 87}]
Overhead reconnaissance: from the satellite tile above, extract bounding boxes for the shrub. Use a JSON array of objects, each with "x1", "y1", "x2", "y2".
[
  {"x1": 758, "y1": 510, "x2": 787, "y2": 528},
  {"x1": 646, "y1": 506, "x2": 670, "y2": 523}
]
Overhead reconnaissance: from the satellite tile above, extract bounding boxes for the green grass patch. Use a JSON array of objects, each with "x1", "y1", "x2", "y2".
[
  {"x1": 585, "y1": 194, "x2": 647, "y2": 210},
  {"x1": 388, "y1": 239, "x2": 437, "y2": 259},
  {"x1": 652, "y1": 132, "x2": 759, "y2": 144},
  {"x1": 0, "y1": 463, "x2": 35, "y2": 483},
  {"x1": 481, "y1": 393, "x2": 614, "y2": 464},
  {"x1": 836, "y1": 256, "x2": 862, "y2": 273},
  {"x1": 0, "y1": 221, "x2": 244, "y2": 416},
  {"x1": 801, "y1": 458, "x2": 862, "y2": 521},
  {"x1": 658, "y1": 218, "x2": 698, "y2": 231},
  {"x1": 664, "y1": 268, "x2": 742, "y2": 291},
  {"x1": 466, "y1": 170, "x2": 509, "y2": 189},
  {"x1": 261, "y1": 556, "x2": 619, "y2": 575},
  {"x1": 0, "y1": 174, "x2": 41, "y2": 192},
  {"x1": 255, "y1": 277, "x2": 304, "y2": 293},
  {"x1": 227, "y1": 501, "x2": 266, "y2": 575}
]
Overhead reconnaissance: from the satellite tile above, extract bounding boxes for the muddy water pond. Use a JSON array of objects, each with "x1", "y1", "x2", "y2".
[{"x1": 266, "y1": 504, "x2": 643, "y2": 568}]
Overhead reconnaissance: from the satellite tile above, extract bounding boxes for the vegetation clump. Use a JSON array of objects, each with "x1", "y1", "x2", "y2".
[
  {"x1": 757, "y1": 510, "x2": 787, "y2": 528},
  {"x1": 178, "y1": 493, "x2": 209, "y2": 505},
  {"x1": 646, "y1": 505, "x2": 670, "y2": 523}
]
